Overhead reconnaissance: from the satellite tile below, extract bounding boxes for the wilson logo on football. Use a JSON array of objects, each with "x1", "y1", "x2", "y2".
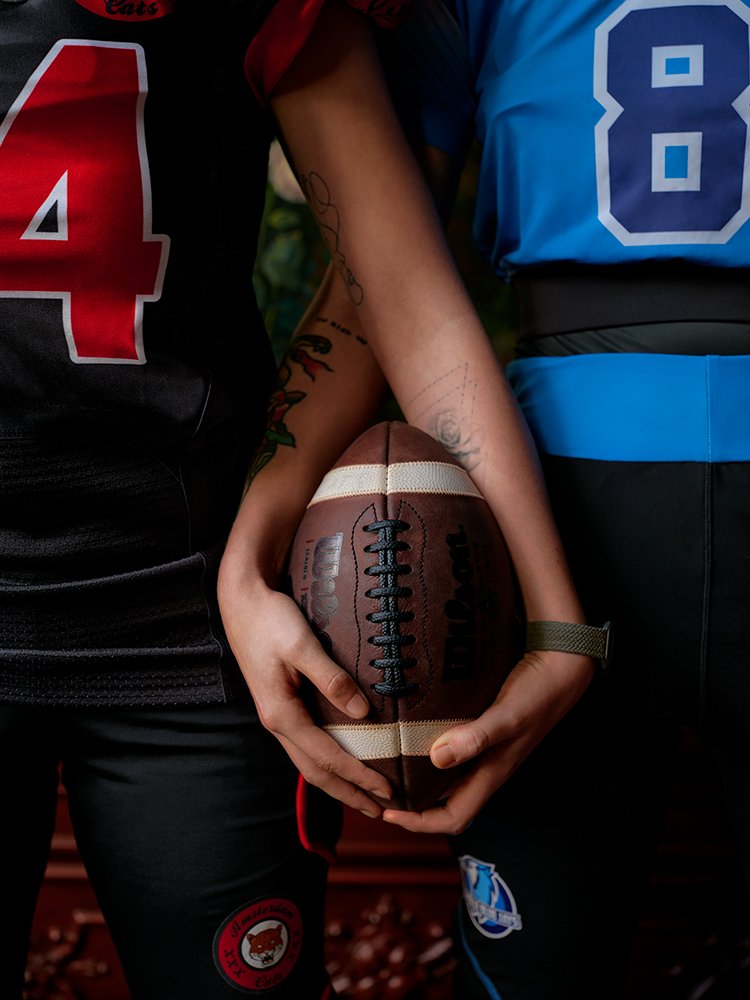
[{"x1": 74, "y1": 0, "x2": 175, "y2": 19}]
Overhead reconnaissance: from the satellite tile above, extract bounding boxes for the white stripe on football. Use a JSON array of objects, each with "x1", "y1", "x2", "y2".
[
  {"x1": 308, "y1": 461, "x2": 481, "y2": 505},
  {"x1": 323, "y1": 719, "x2": 473, "y2": 760}
]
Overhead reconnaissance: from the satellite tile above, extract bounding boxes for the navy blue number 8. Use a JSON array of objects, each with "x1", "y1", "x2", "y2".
[{"x1": 595, "y1": 1, "x2": 750, "y2": 244}]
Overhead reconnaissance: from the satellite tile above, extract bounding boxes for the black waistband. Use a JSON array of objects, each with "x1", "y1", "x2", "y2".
[
  {"x1": 513, "y1": 263, "x2": 750, "y2": 340},
  {"x1": 514, "y1": 322, "x2": 750, "y2": 357}
]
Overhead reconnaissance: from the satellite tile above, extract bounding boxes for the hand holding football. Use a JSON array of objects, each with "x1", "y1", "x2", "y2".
[{"x1": 288, "y1": 422, "x2": 520, "y2": 811}]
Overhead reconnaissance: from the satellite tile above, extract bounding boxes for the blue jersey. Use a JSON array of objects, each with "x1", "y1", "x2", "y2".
[{"x1": 446, "y1": 0, "x2": 750, "y2": 277}]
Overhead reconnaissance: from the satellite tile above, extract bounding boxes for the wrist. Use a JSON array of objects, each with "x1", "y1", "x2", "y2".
[
  {"x1": 525, "y1": 620, "x2": 612, "y2": 670},
  {"x1": 218, "y1": 528, "x2": 284, "y2": 613}
]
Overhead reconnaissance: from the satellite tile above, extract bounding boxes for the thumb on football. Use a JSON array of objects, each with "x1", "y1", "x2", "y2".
[{"x1": 430, "y1": 707, "x2": 511, "y2": 768}]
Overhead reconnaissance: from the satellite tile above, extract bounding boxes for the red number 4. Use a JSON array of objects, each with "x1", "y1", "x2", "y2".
[{"x1": 0, "y1": 40, "x2": 169, "y2": 364}]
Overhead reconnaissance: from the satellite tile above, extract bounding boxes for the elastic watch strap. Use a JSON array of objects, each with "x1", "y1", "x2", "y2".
[{"x1": 525, "y1": 620, "x2": 611, "y2": 668}]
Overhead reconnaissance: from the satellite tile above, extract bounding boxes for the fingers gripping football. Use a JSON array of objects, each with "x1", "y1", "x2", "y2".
[
  {"x1": 228, "y1": 587, "x2": 393, "y2": 811},
  {"x1": 243, "y1": 593, "x2": 352, "y2": 717},
  {"x1": 382, "y1": 649, "x2": 594, "y2": 834},
  {"x1": 429, "y1": 648, "x2": 593, "y2": 771}
]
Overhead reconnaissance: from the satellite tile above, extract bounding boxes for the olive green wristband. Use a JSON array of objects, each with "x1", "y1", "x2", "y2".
[{"x1": 525, "y1": 620, "x2": 612, "y2": 669}]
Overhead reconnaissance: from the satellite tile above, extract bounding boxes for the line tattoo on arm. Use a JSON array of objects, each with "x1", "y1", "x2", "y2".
[
  {"x1": 316, "y1": 315, "x2": 368, "y2": 346},
  {"x1": 248, "y1": 334, "x2": 334, "y2": 482},
  {"x1": 301, "y1": 172, "x2": 364, "y2": 306}
]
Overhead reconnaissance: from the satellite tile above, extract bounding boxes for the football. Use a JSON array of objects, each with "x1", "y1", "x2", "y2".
[{"x1": 288, "y1": 421, "x2": 520, "y2": 811}]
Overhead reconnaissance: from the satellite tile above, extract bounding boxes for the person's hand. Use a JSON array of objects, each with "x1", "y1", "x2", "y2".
[
  {"x1": 381, "y1": 649, "x2": 594, "y2": 834},
  {"x1": 220, "y1": 576, "x2": 393, "y2": 817}
]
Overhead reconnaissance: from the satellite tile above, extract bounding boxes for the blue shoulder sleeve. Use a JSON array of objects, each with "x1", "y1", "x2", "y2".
[{"x1": 382, "y1": 0, "x2": 476, "y2": 163}]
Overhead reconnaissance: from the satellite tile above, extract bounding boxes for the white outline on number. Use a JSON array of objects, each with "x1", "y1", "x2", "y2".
[
  {"x1": 651, "y1": 131, "x2": 703, "y2": 191},
  {"x1": 22, "y1": 171, "x2": 69, "y2": 241},
  {"x1": 594, "y1": 0, "x2": 750, "y2": 245},
  {"x1": 651, "y1": 44, "x2": 704, "y2": 88},
  {"x1": 0, "y1": 40, "x2": 170, "y2": 365}
]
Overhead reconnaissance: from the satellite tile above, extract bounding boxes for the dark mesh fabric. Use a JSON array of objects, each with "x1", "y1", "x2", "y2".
[{"x1": 0, "y1": 6, "x2": 275, "y2": 706}]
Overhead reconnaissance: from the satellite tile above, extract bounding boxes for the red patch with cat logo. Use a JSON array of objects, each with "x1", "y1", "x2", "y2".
[
  {"x1": 213, "y1": 897, "x2": 303, "y2": 992},
  {"x1": 73, "y1": 0, "x2": 175, "y2": 20}
]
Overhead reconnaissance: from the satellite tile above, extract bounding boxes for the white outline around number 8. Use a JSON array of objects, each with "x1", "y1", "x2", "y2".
[{"x1": 594, "y1": 0, "x2": 750, "y2": 246}]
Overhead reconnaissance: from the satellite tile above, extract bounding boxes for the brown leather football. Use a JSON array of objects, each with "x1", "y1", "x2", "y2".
[{"x1": 288, "y1": 421, "x2": 520, "y2": 811}]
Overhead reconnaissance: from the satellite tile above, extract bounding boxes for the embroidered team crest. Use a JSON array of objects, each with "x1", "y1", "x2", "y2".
[
  {"x1": 459, "y1": 854, "x2": 523, "y2": 939},
  {"x1": 213, "y1": 897, "x2": 303, "y2": 993},
  {"x1": 73, "y1": 0, "x2": 175, "y2": 20}
]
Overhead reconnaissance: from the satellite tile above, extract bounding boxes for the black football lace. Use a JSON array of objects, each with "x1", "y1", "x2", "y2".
[{"x1": 363, "y1": 519, "x2": 417, "y2": 698}]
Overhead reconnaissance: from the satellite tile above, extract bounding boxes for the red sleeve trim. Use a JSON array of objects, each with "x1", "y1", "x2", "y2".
[
  {"x1": 245, "y1": 0, "x2": 411, "y2": 105},
  {"x1": 295, "y1": 774, "x2": 337, "y2": 865},
  {"x1": 245, "y1": 0, "x2": 328, "y2": 106}
]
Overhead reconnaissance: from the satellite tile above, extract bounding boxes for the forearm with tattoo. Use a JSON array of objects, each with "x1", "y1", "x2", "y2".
[
  {"x1": 249, "y1": 313, "x2": 373, "y2": 485},
  {"x1": 301, "y1": 172, "x2": 364, "y2": 306},
  {"x1": 406, "y1": 362, "x2": 483, "y2": 472},
  {"x1": 249, "y1": 334, "x2": 333, "y2": 482}
]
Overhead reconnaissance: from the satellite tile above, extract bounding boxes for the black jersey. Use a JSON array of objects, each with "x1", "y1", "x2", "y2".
[{"x1": 0, "y1": 0, "x2": 404, "y2": 707}]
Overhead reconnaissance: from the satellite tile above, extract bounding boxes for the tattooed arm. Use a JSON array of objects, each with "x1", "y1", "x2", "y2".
[
  {"x1": 219, "y1": 264, "x2": 393, "y2": 817},
  {"x1": 247, "y1": 333, "x2": 334, "y2": 483},
  {"x1": 219, "y1": 0, "x2": 593, "y2": 826}
]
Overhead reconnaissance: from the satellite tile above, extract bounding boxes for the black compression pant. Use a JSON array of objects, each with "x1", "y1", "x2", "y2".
[
  {"x1": 0, "y1": 700, "x2": 339, "y2": 999},
  {"x1": 453, "y1": 330, "x2": 750, "y2": 999},
  {"x1": 451, "y1": 457, "x2": 723, "y2": 998}
]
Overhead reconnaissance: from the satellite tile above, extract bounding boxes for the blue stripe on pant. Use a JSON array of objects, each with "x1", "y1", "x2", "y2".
[{"x1": 507, "y1": 353, "x2": 750, "y2": 462}]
